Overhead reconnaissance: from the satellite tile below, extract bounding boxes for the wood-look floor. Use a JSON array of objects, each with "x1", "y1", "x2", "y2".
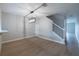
[{"x1": 1, "y1": 37, "x2": 71, "y2": 56}]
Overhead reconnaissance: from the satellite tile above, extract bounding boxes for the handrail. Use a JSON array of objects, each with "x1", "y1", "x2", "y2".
[{"x1": 53, "y1": 22, "x2": 64, "y2": 30}]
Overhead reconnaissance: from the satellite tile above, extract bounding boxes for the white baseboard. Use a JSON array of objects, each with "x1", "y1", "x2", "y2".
[
  {"x1": 2, "y1": 37, "x2": 24, "y2": 44},
  {"x1": 37, "y1": 34, "x2": 65, "y2": 45},
  {"x1": 2, "y1": 34, "x2": 65, "y2": 45},
  {"x1": 2, "y1": 35, "x2": 35, "y2": 44},
  {"x1": 25, "y1": 35, "x2": 35, "y2": 38}
]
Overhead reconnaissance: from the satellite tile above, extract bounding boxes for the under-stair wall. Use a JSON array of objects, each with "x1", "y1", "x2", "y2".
[{"x1": 35, "y1": 16, "x2": 65, "y2": 44}]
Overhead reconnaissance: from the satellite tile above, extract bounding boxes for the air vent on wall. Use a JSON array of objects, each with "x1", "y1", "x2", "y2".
[{"x1": 29, "y1": 17, "x2": 36, "y2": 23}]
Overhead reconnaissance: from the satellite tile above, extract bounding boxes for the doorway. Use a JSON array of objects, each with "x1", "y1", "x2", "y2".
[{"x1": 66, "y1": 16, "x2": 79, "y2": 55}]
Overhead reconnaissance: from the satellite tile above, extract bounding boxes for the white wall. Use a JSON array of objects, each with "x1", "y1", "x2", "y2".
[
  {"x1": 1, "y1": 12, "x2": 35, "y2": 43},
  {"x1": 2, "y1": 12, "x2": 24, "y2": 42},
  {"x1": 35, "y1": 16, "x2": 65, "y2": 44},
  {"x1": 0, "y1": 9, "x2": 1, "y2": 30},
  {"x1": 24, "y1": 17, "x2": 35, "y2": 37},
  {"x1": 36, "y1": 16, "x2": 53, "y2": 37}
]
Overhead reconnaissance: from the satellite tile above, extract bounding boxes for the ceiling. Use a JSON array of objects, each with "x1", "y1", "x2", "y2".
[{"x1": 0, "y1": 3, "x2": 79, "y2": 17}]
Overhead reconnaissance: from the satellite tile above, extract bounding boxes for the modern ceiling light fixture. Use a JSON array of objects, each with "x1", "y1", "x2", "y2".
[{"x1": 24, "y1": 3, "x2": 48, "y2": 17}]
